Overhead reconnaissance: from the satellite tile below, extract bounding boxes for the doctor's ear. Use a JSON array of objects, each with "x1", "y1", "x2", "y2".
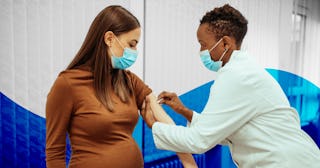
[
  {"x1": 104, "y1": 31, "x2": 114, "y2": 47},
  {"x1": 222, "y1": 36, "x2": 236, "y2": 50}
]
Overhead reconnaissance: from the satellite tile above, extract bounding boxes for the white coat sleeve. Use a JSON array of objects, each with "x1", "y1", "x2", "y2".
[
  {"x1": 186, "y1": 111, "x2": 200, "y2": 127},
  {"x1": 152, "y1": 68, "x2": 260, "y2": 154}
]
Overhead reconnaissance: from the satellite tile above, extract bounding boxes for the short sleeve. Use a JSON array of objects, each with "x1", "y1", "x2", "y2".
[
  {"x1": 46, "y1": 74, "x2": 74, "y2": 168},
  {"x1": 126, "y1": 71, "x2": 152, "y2": 110}
]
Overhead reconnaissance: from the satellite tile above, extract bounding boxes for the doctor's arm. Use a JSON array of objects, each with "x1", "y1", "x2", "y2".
[
  {"x1": 157, "y1": 91, "x2": 193, "y2": 122},
  {"x1": 146, "y1": 72, "x2": 259, "y2": 154},
  {"x1": 142, "y1": 93, "x2": 198, "y2": 168}
]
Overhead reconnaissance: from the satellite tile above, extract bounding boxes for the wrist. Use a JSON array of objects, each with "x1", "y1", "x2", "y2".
[
  {"x1": 177, "y1": 106, "x2": 186, "y2": 114},
  {"x1": 150, "y1": 120, "x2": 156, "y2": 128},
  {"x1": 181, "y1": 107, "x2": 193, "y2": 122},
  {"x1": 180, "y1": 106, "x2": 191, "y2": 116}
]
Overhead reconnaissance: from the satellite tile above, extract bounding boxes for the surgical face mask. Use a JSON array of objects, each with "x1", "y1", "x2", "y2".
[
  {"x1": 110, "y1": 36, "x2": 138, "y2": 69},
  {"x1": 200, "y1": 38, "x2": 228, "y2": 72}
]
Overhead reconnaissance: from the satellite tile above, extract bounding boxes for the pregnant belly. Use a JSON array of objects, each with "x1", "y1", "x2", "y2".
[{"x1": 69, "y1": 141, "x2": 143, "y2": 168}]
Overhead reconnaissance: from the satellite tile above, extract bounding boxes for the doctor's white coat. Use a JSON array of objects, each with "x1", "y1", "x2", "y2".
[{"x1": 152, "y1": 50, "x2": 320, "y2": 168}]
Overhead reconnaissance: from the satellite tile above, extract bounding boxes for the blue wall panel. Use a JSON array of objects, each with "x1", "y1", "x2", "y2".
[{"x1": 0, "y1": 93, "x2": 46, "y2": 168}]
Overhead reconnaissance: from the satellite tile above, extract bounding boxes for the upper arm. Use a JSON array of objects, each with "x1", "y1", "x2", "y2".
[
  {"x1": 45, "y1": 75, "x2": 73, "y2": 167},
  {"x1": 126, "y1": 71, "x2": 152, "y2": 110},
  {"x1": 146, "y1": 93, "x2": 175, "y2": 124}
]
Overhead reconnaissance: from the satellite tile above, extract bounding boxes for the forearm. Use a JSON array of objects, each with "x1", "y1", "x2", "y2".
[
  {"x1": 147, "y1": 94, "x2": 197, "y2": 167},
  {"x1": 176, "y1": 153, "x2": 197, "y2": 168},
  {"x1": 148, "y1": 94, "x2": 175, "y2": 124},
  {"x1": 178, "y1": 107, "x2": 193, "y2": 122}
]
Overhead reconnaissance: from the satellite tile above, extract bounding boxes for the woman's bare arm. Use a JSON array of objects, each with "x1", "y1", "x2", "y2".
[{"x1": 144, "y1": 93, "x2": 198, "y2": 168}]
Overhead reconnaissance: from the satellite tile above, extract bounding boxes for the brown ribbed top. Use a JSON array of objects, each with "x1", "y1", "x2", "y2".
[{"x1": 46, "y1": 67, "x2": 151, "y2": 168}]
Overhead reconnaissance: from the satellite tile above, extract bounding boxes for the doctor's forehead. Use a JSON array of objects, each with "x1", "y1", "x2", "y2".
[{"x1": 197, "y1": 23, "x2": 217, "y2": 43}]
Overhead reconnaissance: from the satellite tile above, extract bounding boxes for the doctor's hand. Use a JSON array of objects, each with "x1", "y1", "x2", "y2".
[
  {"x1": 158, "y1": 91, "x2": 193, "y2": 122},
  {"x1": 158, "y1": 91, "x2": 186, "y2": 114},
  {"x1": 141, "y1": 97, "x2": 156, "y2": 128}
]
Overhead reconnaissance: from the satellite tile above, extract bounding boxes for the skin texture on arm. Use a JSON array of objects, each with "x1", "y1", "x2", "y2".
[{"x1": 144, "y1": 93, "x2": 198, "y2": 168}]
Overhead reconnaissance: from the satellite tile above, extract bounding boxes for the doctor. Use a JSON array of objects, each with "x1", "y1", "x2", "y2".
[{"x1": 141, "y1": 4, "x2": 320, "y2": 168}]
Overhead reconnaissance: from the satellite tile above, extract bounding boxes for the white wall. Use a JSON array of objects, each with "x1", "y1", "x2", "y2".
[{"x1": 144, "y1": 0, "x2": 300, "y2": 95}]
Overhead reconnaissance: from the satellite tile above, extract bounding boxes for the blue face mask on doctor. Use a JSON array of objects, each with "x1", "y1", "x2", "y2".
[
  {"x1": 110, "y1": 35, "x2": 138, "y2": 70},
  {"x1": 200, "y1": 38, "x2": 228, "y2": 72}
]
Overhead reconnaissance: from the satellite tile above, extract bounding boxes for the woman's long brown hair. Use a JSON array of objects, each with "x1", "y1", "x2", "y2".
[{"x1": 67, "y1": 5, "x2": 140, "y2": 111}]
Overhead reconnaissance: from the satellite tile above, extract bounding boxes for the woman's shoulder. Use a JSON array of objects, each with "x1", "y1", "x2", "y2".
[
  {"x1": 59, "y1": 67, "x2": 93, "y2": 81},
  {"x1": 123, "y1": 70, "x2": 151, "y2": 91},
  {"x1": 49, "y1": 68, "x2": 92, "y2": 91},
  {"x1": 123, "y1": 70, "x2": 142, "y2": 81}
]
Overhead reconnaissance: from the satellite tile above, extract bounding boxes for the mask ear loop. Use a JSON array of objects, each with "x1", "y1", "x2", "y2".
[
  {"x1": 219, "y1": 48, "x2": 229, "y2": 61},
  {"x1": 114, "y1": 35, "x2": 125, "y2": 49},
  {"x1": 209, "y1": 38, "x2": 223, "y2": 52},
  {"x1": 109, "y1": 47, "x2": 116, "y2": 57},
  {"x1": 110, "y1": 34, "x2": 124, "y2": 57}
]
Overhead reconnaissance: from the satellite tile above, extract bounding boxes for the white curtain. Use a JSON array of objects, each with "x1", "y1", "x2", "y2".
[
  {"x1": 144, "y1": 0, "x2": 299, "y2": 95},
  {"x1": 302, "y1": 0, "x2": 320, "y2": 87}
]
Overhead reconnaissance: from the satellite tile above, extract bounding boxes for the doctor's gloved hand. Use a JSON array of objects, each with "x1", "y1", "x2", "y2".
[{"x1": 141, "y1": 97, "x2": 156, "y2": 128}]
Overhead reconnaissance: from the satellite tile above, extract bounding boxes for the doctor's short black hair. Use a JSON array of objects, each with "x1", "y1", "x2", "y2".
[{"x1": 200, "y1": 4, "x2": 248, "y2": 46}]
